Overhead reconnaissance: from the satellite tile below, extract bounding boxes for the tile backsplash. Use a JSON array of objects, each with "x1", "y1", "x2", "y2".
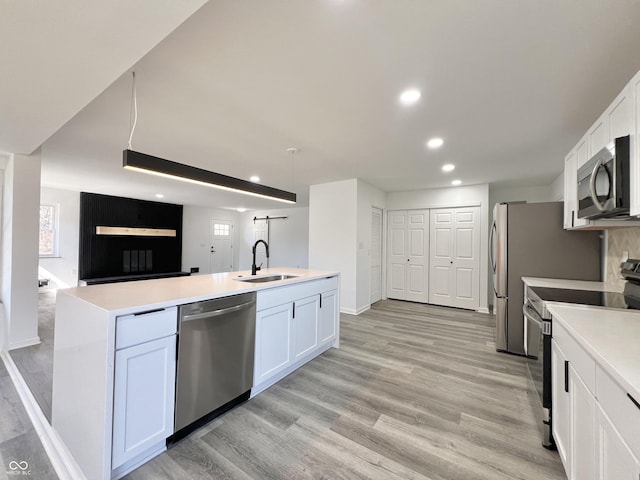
[{"x1": 606, "y1": 227, "x2": 640, "y2": 288}]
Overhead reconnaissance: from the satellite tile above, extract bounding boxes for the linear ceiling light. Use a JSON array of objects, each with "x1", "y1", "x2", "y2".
[{"x1": 123, "y1": 150, "x2": 296, "y2": 204}]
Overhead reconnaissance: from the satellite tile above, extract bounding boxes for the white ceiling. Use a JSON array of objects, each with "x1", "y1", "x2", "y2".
[{"x1": 8, "y1": 0, "x2": 640, "y2": 210}]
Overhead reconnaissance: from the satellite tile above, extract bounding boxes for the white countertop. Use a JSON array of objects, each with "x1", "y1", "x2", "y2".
[
  {"x1": 522, "y1": 276, "x2": 623, "y2": 293},
  {"x1": 546, "y1": 302, "x2": 640, "y2": 401},
  {"x1": 58, "y1": 267, "x2": 339, "y2": 315}
]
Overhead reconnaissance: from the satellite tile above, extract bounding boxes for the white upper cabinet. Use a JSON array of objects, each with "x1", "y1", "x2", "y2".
[
  {"x1": 563, "y1": 70, "x2": 640, "y2": 228},
  {"x1": 631, "y1": 71, "x2": 640, "y2": 216}
]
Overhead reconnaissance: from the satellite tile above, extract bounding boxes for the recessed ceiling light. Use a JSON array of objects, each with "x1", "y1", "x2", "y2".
[
  {"x1": 250, "y1": 175, "x2": 260, "y2": 182},
  {"x1": 399, "y1": 88, "x2": 421, "y2": 105},
  {"x1": 451, "y1": 179, "x2": 462, "y2": 186},
  {"x1": 237, "y1": 207, "x2": 247, "y2": 213},
  {"x1": 155, "y1": 193, "x2": 164, "y2": 198},
  {"x1": 441, "y1": 164, "x2": 455, "y2": 172},
  {"x1": 427, "y1": 137, "x2": 444, "y2": 149}
]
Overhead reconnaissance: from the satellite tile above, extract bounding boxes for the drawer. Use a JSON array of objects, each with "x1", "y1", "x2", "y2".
[
  {"x1": 596, "y1": 364, "x2": 640, "y2": 459},
  {"x1": 116, "y1": 306, "x2": 177, "y2": 350},
  {"x1": 553, "y1": 321, "x2": 596, "y2": 395}
]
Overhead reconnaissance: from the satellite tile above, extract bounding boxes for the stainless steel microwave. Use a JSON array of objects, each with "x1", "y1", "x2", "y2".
[{"x1": 577, "y1": 135, "x2": 630, "y2": 219}]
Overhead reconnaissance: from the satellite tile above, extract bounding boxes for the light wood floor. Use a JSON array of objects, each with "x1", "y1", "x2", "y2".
[{"x1": 126, "y1": 300, "x2": 565, "y2": 480}]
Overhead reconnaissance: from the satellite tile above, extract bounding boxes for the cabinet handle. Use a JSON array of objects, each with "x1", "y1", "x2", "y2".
[
  {"x1": 627, "y1": 393, "x2": 640, "y2": 410},
  {"x1": 134, "y1": 308, "x2": 165, "y2": 316},
  {"x1": 564, "y1": 360, "x2": 569, "y2": 393},
  {"x1": 292, "y1": 303, "x2": 295, "y2": 319},
  {"x1": 571, "y1": 210, "x2": 575, "y2": 228},
  {"x1": 320, "y1": 293, "x2": 323, "y2": 309}
]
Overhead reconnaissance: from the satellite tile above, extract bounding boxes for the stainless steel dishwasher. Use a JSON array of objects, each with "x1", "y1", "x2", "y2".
[{"x1": 174, "y1": 292, "x2": 256, "y2": 436}]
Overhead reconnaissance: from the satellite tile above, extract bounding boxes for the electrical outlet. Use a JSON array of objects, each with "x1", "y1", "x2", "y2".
[{"x1": 190, "y1": 267, "x2": 199, "y2": 273}]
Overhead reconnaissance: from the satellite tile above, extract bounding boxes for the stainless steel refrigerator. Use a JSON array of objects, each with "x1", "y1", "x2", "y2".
[{"x1": 491, "y1": 202, "x2": 601, "y2": 355}]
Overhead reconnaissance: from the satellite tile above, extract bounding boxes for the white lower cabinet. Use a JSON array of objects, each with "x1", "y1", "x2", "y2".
[
  {"x1": 111, "y1": 308, "x2": 177, "y2": 477},
  {"x1": 319, "y1": 289, "x2": 338, "y2": 344},
  {"x1": 553, "y1": 321, "x2": 640, "y2": 480},
  {"x1": 596, "y1": 405, "x2": 640, "y2": 480},
  {"x1": 253, "y1": 277, "x2": 339, "y2": 394},
  {"x1": 292, "y1": 295, "x2": 319, "y2": 360},
  {"x1": 254, "y1": 302, "x2": 293, "y2": 384},
  {"x1": 552, "y1": 333, "x2": 596, "y2": 480}
]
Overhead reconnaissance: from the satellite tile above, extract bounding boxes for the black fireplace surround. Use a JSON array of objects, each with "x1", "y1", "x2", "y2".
[{"x1": 79, "y1": 192, "x2": 187, "y2": 284}]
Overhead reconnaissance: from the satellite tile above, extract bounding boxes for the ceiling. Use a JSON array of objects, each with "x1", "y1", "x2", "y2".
[{"x1": 8, "y1": 0, "x2": 640, "y2": 210}]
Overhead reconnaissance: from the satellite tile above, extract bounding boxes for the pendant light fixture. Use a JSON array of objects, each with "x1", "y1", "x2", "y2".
[{"x1": 122, "y1": 72, "x2": 296, "y2": 204}]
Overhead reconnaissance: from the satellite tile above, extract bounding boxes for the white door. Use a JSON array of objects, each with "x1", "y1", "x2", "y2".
[
  {"x1": 370, "y1": 207, "x2": 383, "y2": 304},
  {"x1": 429, "y1": 206, "x2": 480, "y2": 310},
  {"x1": 210, "y1": 220, "x2": 233, "y2": 273},
  {"x1": 406, "y1": 211, "x2": 429, "y2": 303},
  {"x1": 386, "y1": 210, "x2": 428, "y2": 303},
  {"x1": 387, "y1": 211, "x2": 408, "y2": 300}
]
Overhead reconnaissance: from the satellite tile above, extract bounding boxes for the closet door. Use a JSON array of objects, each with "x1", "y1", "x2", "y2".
[
  {"x1": 429, "y1": 207, "x2": 480, "y2": 310},
  {"x1": 386, "y1": 210, "x2": 428, "y2": 303}
]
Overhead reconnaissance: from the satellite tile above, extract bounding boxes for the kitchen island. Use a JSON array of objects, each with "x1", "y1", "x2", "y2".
[{"x1": 51, "y1": 267, "x2": 340, "y2": 480}]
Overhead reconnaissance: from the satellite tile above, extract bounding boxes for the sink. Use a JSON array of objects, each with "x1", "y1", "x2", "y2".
[{"x1": 235, "y1": 274, "x2": 299, "y2": 283}]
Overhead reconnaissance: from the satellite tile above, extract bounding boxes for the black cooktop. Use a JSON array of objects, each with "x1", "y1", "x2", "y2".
[{"x1": 528, "y1": 287, "x2": 633, "y2": 309}]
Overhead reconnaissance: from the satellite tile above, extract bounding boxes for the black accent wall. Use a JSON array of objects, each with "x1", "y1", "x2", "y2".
[{"x1": 79, "y1": 192, "x2": 183, "y2": 281}]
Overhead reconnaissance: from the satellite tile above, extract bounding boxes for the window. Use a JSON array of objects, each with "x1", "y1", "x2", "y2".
[
  {"x1": 213, "y1": 223, "x2": 230, "y2": 236},
  {"x1": 39, "y1": 204, "x2": 58, "y2": 257}
]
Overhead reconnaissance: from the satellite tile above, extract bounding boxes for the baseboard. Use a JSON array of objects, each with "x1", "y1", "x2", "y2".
[
  {"x1": 9, "y1": 336, "x2": 41, "y2": 350},
  {"x1": 0, "y1": 350, "x2": 87, "y2": 480},
  {"x1": 340, "y1": 304, "x2": 370, "y2": 316},
  {"x1": 476, "y1": 307, "x2": 490, "y2": 314}
]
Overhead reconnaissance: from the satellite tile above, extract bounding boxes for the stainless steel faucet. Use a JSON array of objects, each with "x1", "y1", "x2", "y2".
[{"x1": 251, "y1": 240, "x2": 269, "y2": 275}]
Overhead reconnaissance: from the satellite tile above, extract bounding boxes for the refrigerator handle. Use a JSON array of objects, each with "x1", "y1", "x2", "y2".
[{"x1": 489, "y1": 221, "x2": 497, "y2": 273}]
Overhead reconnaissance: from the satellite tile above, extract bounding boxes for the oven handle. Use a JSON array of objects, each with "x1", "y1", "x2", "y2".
[
  {"x1": 589, "y1": 158, "x2": 607, "y2": 212},
  {"x1": 523, "y1": 303, "x2": 551, "y2": 335}
]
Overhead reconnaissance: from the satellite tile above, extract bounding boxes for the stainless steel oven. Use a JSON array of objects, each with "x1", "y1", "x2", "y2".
[
  {"x1": 522, "y1": 293, "x2": 554, "y2": 449},
  {"x1": 577, "y1": 135, "x2": 630, "y2": 219}
]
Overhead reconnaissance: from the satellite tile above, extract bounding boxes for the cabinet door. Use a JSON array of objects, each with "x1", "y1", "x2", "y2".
[
  {"x1": 569, "y1": 364, "x2": 596, "y2": 480},
  {"x1": 319, "y1": 289, "x2": 339, "y2": 345},
  {"x1": 552, "y1": 339, "x2": 571, "y2": 476},
  {"x1": 607, "y1": 83, "x2": 632, "y2": 141},
  {"x1": 254, "y1": 303, "x2": 293, "y2": 384},
  {"x1": 596, "y1": 405, "x2": 640, "y2": 480},
  {"x1": 292, "y1": 295, "x2": 319, "y2": 360},
  {"x1": 588, "y1": 113, "x2": 609, "y2": 156},
  {"x1": 564, "y1": 146, "x2": 590, "y2": 229},
  {"x1": 631, "y1": 71, "x2": 640, "y2": 216},
  {"x1": 112, "y1": 335, "x2": 176, "y2": 469}
]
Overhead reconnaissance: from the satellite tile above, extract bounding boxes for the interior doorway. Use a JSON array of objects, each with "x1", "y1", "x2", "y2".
[
  {"x1": 210, "y1": 219, "x2": 234, "y2": 273},
  {"x1": 371, "y1": 207, "x2": 383, "y2": 304}
]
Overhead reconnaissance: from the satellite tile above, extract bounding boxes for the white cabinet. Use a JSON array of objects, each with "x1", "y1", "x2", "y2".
[
  {"x1": 112, "y1": 307, "x2": 177, "y2": 476},
  {"x1": 552, "y1": 339, "x2": 570, "y2": 469},
  {"x1": 112, "y1": 336, "x2": 176, "y2": 470},
  {"x1": 596, "y1": 405, "x2": 640, "y2": 480},
  {"x1": 563, "y1": 70, "x2": 640, "y2": 228},
  {"x1": 292, "y1": 295, "x2": 319, "y2": 360},
  {"x1": 552, "y1": 320, "x2": 597, "y2": 480},
  {"x1": 631, "y1": 71, "x2": 640, "y2": 216},
  {"x1": 253, "y1": 276, "x2": 339, "y2": 395},
  {"x1": 319, "y1": 289, "x2": 339, "y2": 345},
  {"x1": 254, "y1": 303, "x2": 293, "y2": 384}
]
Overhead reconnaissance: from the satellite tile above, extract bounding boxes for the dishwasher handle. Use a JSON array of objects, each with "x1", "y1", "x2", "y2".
[{"x1": 182, "y1": 300, "x2": 255, "y2": 323}]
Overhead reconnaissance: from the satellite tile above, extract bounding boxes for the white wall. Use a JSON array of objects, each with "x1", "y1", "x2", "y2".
[
  {"x1": 238, "y1": 207, "x2": 309, "y2": 271},
  {"x1": 356, "y1": 180, "x2": 386, "y2": 311},
  {"x1": 39, "y1": 187, "x2": 80, "y2": 288},
  {"x1": 182, "y1": 205, "x2": 240, "y2": 274},
  {"x1": 488, "y1": 184, "x2": 554, "y2": 209},
  {"x1": 309, "y1": 179, "x2": 358, "y2": 313},
  {"x1": 387, "y1": 184, "x2": 490, "y2": 313},
  {"x1": 2, "y1": 152, "x2": 41, "y2": 350},
  {"x1": 551, "y1": 172, "x2": 564, "y2": 201},
  {"x1": 309, "y1": 178, "x2": 386, "y2": 315}
]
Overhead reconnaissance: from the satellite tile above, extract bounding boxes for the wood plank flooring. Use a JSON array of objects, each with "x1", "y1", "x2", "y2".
[
  {"x1": 9, "y1": 286, "x2": 56, "y2": 422},
  {"x1": 127, "y1": 300, "x2": 566, "y2": 480},
  {"x1": 0, "y1": 358, "x2": 57, "y2": 479}
]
